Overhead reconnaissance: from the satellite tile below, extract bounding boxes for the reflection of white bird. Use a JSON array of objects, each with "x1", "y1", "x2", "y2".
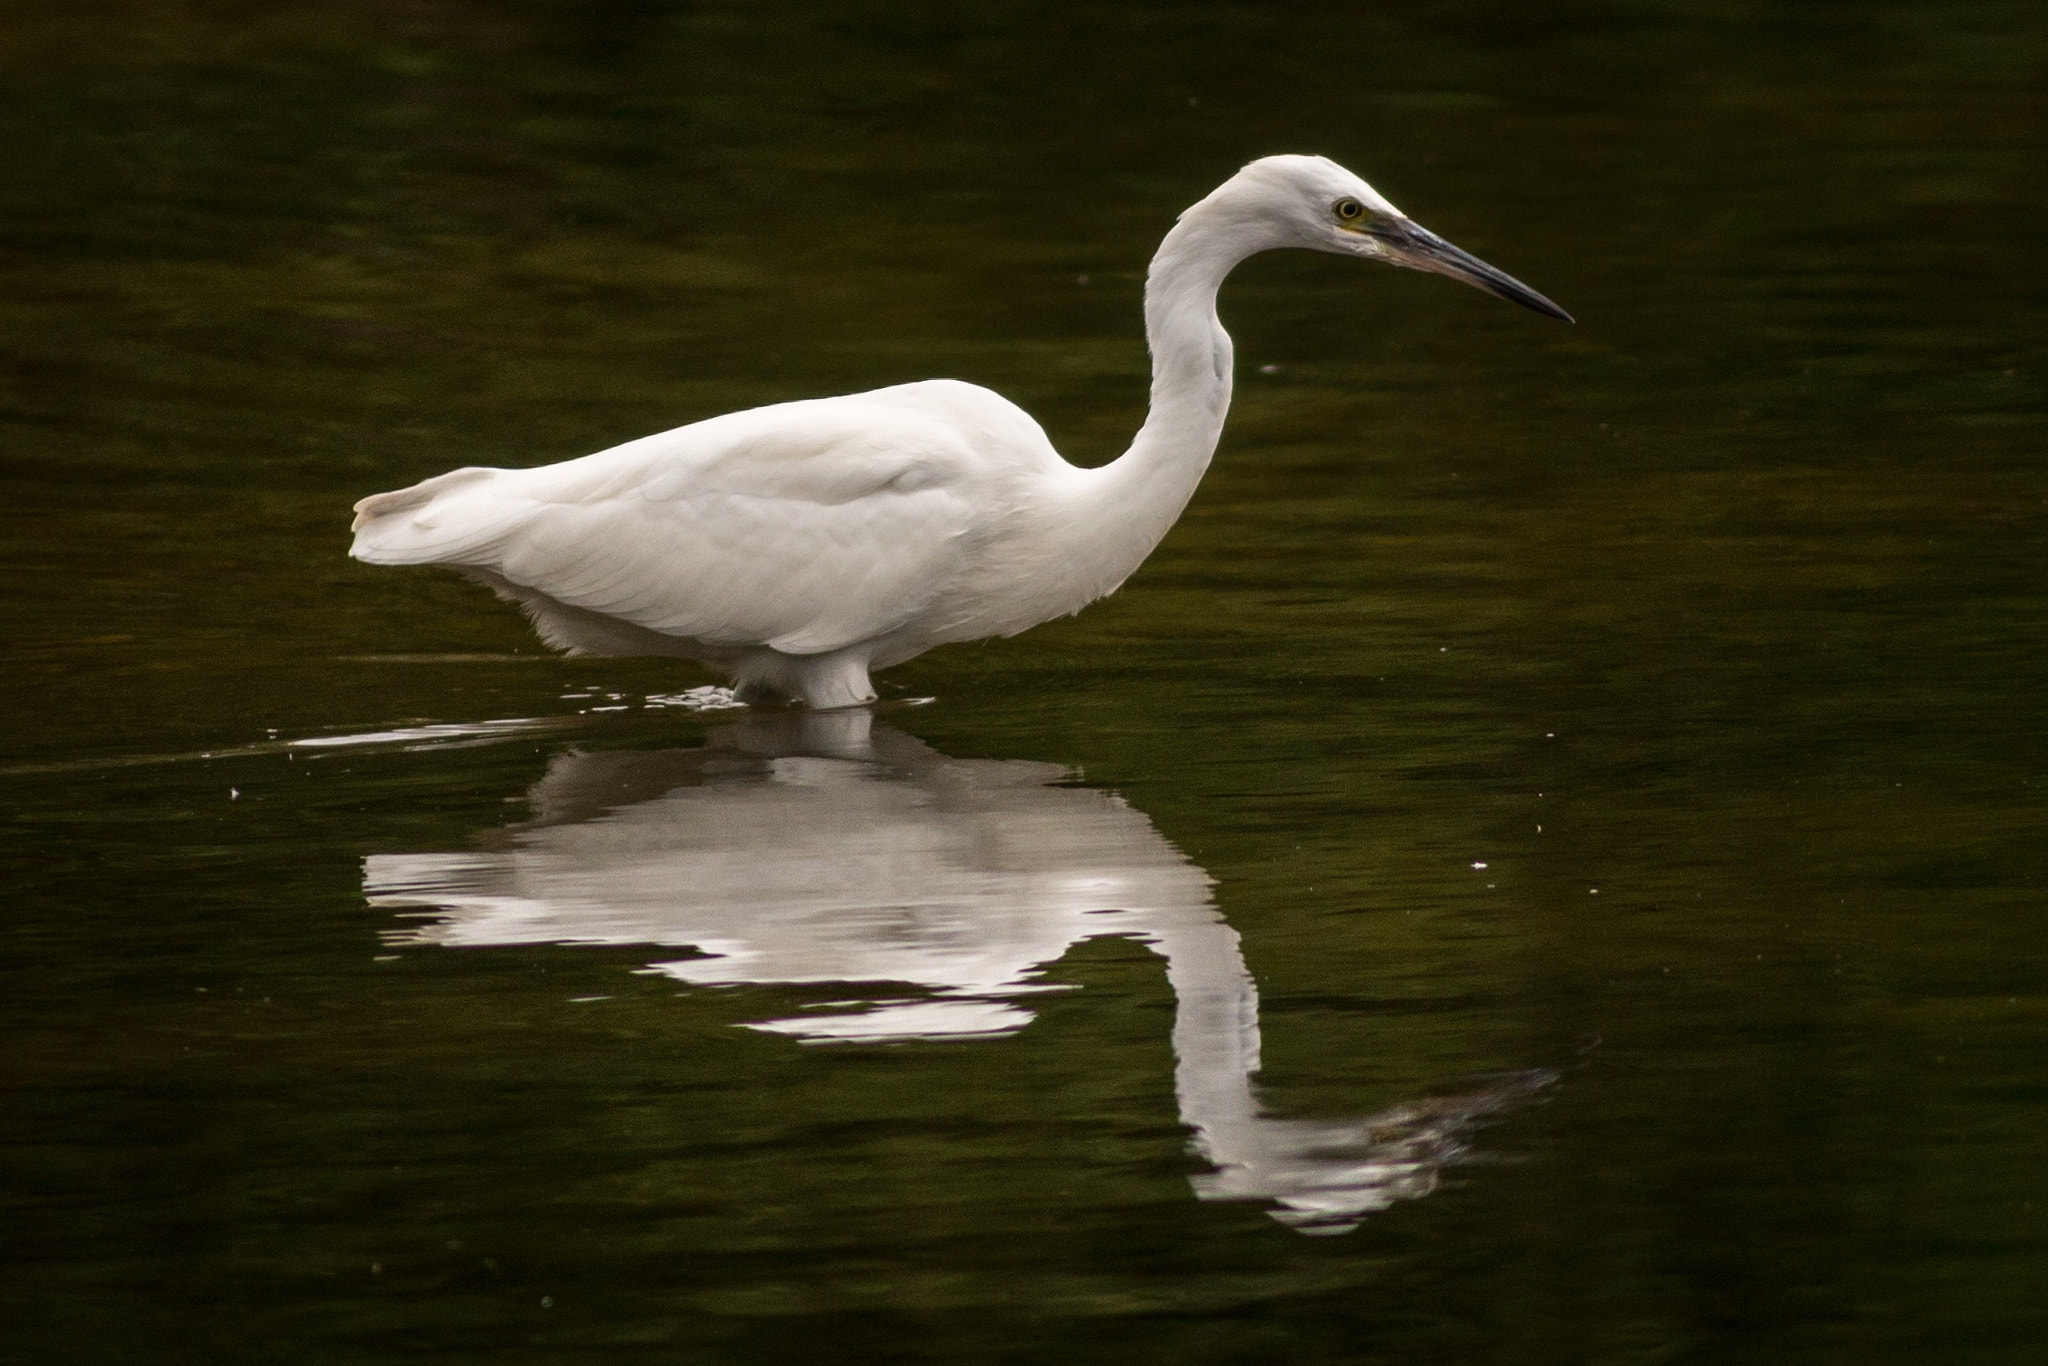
[
  {"x1": 351, "y1": 156, "x2": 1568, "y2": 707},
  {"x1": 365, "y1": 713, "x2": 1554, "y2": 1233}
]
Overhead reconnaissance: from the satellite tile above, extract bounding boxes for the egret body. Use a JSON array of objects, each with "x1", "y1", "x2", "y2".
[{"x1": 351, "y1": 155, "x2": 1569, "y2": 706}]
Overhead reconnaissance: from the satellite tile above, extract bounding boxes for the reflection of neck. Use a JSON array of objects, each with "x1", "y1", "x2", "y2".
[
  {"x1": 1147, "y1": 905, "x2": 1264, "y2": 1143},
  {"x1": 1139, "y1": 906, "x2": 1552, "y2": 1235}
]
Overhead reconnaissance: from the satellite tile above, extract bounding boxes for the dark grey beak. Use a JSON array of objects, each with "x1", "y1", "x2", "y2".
[{"x1": 1368, "y1": 218, "x2": 1574, "y2": 322}]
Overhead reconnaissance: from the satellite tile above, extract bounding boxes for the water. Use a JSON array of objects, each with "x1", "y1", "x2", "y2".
[{"x1": 4, "y1": 2, "x2": 2045, "y2": 1361}]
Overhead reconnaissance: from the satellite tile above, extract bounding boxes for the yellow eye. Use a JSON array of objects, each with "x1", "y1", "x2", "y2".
[{"x1": 1334, "y1": 198, "x2": 1366, "y2": 222}]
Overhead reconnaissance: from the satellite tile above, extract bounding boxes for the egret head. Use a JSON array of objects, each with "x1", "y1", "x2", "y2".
[{"x1": 1213, "y1": 154, "x2": 1573, "y2": 322}]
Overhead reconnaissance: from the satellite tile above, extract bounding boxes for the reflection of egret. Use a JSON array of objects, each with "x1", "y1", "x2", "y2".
[
  {"x1": 351, "y1": 155, "x2": 1568, "y2": 707},
  {"x1": 366, "y1": 713, "x2": 1552, "y2": 1233}
]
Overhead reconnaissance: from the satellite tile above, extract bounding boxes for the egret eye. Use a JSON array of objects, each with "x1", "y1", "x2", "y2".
[{"x1": 1334, "y1": 198, "x2": 1366, "y2": 222}]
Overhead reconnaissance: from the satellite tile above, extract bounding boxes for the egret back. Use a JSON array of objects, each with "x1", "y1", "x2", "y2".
[{"x1": 348, "y1": 381, "x2": 1062, "y2": 658}]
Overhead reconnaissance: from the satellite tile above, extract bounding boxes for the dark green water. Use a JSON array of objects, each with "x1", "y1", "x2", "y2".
[{"x1": 5, "y1": 2, "x2": 2046, "y2": 1361}]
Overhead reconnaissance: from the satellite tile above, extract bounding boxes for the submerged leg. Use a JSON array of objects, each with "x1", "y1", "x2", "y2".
[
  {"x1": 732, "y1": 647, "x2": 877, "y2": 709},
  {"x1": 792, "y1": 648, "x2": 878, "y2": 708}
]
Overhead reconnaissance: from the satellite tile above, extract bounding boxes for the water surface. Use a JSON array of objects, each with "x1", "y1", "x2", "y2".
[{"x1": 4, "y1": 2, "x2": 2045, "y2": 1362}]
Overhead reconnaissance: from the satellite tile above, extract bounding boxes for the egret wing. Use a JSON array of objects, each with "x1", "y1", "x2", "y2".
[{"x1": 351, "y1": 391, "x2": 1000, "y2": 655}]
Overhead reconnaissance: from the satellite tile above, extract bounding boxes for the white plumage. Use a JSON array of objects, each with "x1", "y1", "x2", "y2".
[{"x1": 352, "y1": 155, "x2": 1568, "y2": 706}]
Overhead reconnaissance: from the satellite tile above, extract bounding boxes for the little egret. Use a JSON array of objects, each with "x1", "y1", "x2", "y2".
[{"x1": 351, "y1": 155, "x2": 1569, "y2": 706}]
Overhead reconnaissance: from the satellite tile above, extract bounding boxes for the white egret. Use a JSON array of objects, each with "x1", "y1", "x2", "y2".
[{"x1": 351, "y1": 155, "x2": 1569, "y2": 706}]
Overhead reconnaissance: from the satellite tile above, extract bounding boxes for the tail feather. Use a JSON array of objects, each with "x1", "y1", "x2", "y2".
[
  {"x1": 351, "y1": 467, "x2": 498, "y2": 529},
  {"x1": 350, "y1": 466, "x2": 506, "y2": 564}
]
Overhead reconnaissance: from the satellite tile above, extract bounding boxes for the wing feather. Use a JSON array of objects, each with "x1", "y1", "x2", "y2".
[{"x1": 350, "y1": 386, "x2": 1023, "y2": 656}]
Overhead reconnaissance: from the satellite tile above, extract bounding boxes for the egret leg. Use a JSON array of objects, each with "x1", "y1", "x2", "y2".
[{"x1": 733, "y1": 647, "x2": 877, "y2": 710}]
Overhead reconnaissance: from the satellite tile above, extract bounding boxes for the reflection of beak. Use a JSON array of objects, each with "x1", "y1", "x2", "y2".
[{"x1": 1366, "y1": 217, "x2": 1574, "y2": 322}]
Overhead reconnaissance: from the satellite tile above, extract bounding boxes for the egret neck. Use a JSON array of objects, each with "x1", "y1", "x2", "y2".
[{"x1": 1063, "y1": 195, "x2": 1267, "y2": 601}]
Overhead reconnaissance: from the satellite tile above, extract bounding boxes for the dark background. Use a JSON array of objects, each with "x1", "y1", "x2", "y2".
[{"x1": 3, "y1": 3, "x2": 2045, "y2": 1362}]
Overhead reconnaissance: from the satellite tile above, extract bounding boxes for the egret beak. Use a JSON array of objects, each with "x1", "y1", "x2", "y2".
[{"x1": 1367, "y1": 217, "x2": 1574, "y2": 322}]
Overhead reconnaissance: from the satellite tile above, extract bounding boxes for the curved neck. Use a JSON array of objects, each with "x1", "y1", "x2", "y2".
[
  {"x1": 1127, "y1": 212, "x2": 1245, "y2": 490},
  {"x1": 1063, "y1": 210, "x2": 1258, "y2": 593}
]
